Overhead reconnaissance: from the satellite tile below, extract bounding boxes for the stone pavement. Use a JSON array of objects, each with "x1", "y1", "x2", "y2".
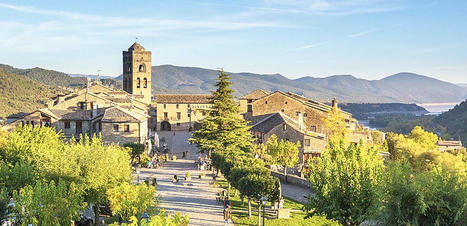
[
  {"x1": 139, "y1": 159, "x2": 227, "y2": 226},
  {"x1": 280, "y1": 181, "x2": 313, "y2": 204}
]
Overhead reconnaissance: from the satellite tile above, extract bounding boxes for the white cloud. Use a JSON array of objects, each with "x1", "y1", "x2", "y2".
[
  {"x1": 261, "y1": 0, "x2": 405, "y2": 15},
  {"x1": 300, "y1": 42, "x2": 326, "y2": 49},
  {"x1": 348, "y1": 28, "x2": 379, "y2": 38}
]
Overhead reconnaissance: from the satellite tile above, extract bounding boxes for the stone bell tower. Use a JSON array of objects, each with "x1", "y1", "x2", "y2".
[{"x1": 123, "y1": 42, "x2": 152, "y2": 104}]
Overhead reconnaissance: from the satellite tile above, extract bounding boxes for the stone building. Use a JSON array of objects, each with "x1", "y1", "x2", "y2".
[
  {"x1": 153, "y1": 94, "x2": 212, "y2": 131},
  {"x1": 2, "y1": 42, "x2": 151, "y2": 145},
  {"x1": 243, "y1": 89, "x2": 372, "y2": 164},
  {"x1": 250, "y1": 112, "x2": 326, "y2": 165},
  {"x1": 437, "y1": 140, "x2": 463, "y2": 152},
  {"x1": 122, "y1": 42, "x2": 152, "y2": 104}
]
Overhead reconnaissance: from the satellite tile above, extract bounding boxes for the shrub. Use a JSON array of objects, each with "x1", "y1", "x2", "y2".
[
  {"x1": 185, "y1": 172, "x2": 191, "y2": 179},
  {"x1": 172, "y1": 155, "x2": 177, "y2": 161},
  {"x1": 382, "y1": 162, "x2": 467, "y2": 225}
]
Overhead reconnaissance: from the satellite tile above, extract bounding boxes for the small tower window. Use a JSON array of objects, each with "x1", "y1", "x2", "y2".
[
  {"x1": 139, "y1": 64, "x2": 145, "y2": 72},
  {"x1": 143, "y1": 78, "x2": 147, "y2": 88},
  {"x1": 137, "y1": 78, "x2": 141, "y2": 88}
]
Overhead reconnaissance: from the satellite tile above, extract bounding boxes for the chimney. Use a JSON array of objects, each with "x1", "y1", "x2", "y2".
[
  {"x1": 298, "y1": 112, "x2": 304, "y2": 130},
  {"x1": 332, "y1": 97, "x2": 338, "y2": 108},
  {"x1": 92, "y1": 103, "x2": 98, "y2": 118}
]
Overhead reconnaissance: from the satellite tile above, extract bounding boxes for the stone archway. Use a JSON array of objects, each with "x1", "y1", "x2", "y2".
[{"x1": 161, "y1": 121, "x2": 171, "y2": 131}]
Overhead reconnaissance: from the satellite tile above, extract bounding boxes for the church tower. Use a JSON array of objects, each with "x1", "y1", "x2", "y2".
[{"x1": 123, "y1": 42, "x2": 152, "y2": 104}]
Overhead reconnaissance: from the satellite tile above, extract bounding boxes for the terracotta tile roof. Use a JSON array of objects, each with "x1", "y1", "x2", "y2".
[
  {"x1": 241, "y1": 89, "x2": 270, "y2": 100},
  {"x1": 49, "y1": 108, "x2": 105, "y2": 120},
  {"x1": 101, "y1": 106, "x2": 146, "y2": 123},
  {"x1": 251, "y1": 112, "x2": 326, "y2": 138},
  {"x1": 155, "y1": 94, "x2": 212, "y2": 104}
]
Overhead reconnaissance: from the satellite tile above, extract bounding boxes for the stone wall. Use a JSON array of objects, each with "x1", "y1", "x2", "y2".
[
  {"x1": 101, "y1": 121, "x2": 144, "y2": 145},
  {"x1": 156, "y1": 103, "x2": 211, "y2": 131},
  {"x1": 271, "y1": 171, "x2": 311, "y2": 189}
]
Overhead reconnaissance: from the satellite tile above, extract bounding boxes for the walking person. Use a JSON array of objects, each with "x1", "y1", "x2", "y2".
[{"x1": 223, "y1": 197, "x2": 231, "y2": 226}]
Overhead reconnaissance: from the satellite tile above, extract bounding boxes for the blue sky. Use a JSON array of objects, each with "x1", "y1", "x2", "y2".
[{"x1": 0, "y1": 0, "x2": 466, "y2": 83}]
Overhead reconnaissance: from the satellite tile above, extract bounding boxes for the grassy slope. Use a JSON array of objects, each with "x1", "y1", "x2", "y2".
[{"x1": 0, "y1": 68, "x2": 62, "y2": 118}]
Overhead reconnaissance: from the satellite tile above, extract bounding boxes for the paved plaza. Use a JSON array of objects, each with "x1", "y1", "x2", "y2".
[
  {"x1": 140, "y1": 132, "x2": 227, "y2": 225},
  {"x1": 137, "y1": 131, "x2": 311, "y2": 225}
]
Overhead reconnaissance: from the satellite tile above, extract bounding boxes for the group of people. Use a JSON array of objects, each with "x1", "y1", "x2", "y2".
[{"x1": 197, "y1": 156, "x2": 211, "y2": 171}]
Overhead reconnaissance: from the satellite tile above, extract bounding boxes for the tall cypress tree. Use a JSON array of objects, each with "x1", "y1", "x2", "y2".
[{"x1": 190, "y1": 69, "x2": 253, "y2": 154}]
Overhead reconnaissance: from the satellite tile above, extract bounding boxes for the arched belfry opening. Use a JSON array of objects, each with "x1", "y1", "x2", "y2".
[{"x1": 139, "y1": 64, "x2": 145, "y2": 72}]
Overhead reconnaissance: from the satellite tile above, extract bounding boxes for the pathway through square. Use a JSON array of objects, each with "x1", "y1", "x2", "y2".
[
  {"x1": 140, "y1": 160, "x2": 226, "y2": 226},
  {"x1": 140, "y1": 131, "x2": 227, "y2": 225}
]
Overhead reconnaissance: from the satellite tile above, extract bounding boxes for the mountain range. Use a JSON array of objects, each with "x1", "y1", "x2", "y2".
[
  {"x1": 115, "y1": 65, "x2": 467, "y2": 103},
  {"x1": 1, "y1": 63, "x2": 466, "y2": 104}
]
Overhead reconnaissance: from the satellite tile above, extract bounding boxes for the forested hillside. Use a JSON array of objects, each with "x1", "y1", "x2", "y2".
[
  {"x1": 434, "y1": 100, "x2": 467, "y2": 144},
  {"x1": 0, "y1": 69, "x2": 63, "y2": 118},
  {"x1": 0, "y1": 64, "x2": 86, "y2": 87},
  {"x1": 375, "y1": 100, "x2": 467, "y2": 145}
]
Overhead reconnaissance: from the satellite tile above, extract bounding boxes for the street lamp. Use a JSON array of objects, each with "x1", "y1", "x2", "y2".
[
  {"x1": 260, "y1": 196, "x2": 267, "y2": 226},
  {"x1": 136, "y1": 167, "x2": 141, "y2": 184}
]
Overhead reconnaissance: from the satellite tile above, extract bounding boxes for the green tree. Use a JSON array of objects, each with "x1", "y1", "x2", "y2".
[
  {"x1": 238, "y1": 173, "x2": 280, "y2": 226},
  {"x1": 231, "y1": 166, "x2": 271, "y2": 217},
  {"x1": 0, "y1": 188, "x2": 9, "y2": 222},
  {"x1": 106, "y1": 182, "x2": 157, "y2": 222},
  {"x1": 383, "y1": 161, "x2": 467, "y2": 225},
  {"x1": 190, "y1": 69, "x2": 254, "y2": 154},
  {"x1": 70, "y1": 135, "x2": 132, "y2": 225},
  {"x1": 123, "y1": 142, "x2": 145, "y2": 164},
  {"x1": 267, "y1": 135, "x2": 299, "y2": 183},
  {"x1": 0, "y1": 126, "x2": 133, "y2": 225},
  {"x1": 323, "y1": 105, "x2": 348, "y2": 140},
  {"x1": 13, "y1": 180, "x2": 85, "y2": 226},
  {"x1": 306, "y1": 139, "x2": 384, "y2": 225},
  {"x1": 0, "y1": 161, "x2": 37, "y2": 194},
  {"x1": 108, "y1": 209, "x2": 189, "y2": 226}
]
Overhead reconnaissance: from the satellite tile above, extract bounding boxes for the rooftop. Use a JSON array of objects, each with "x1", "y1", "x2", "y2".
[{"x1": 155, "y1": 94, "x2": 212, "y2": 104}]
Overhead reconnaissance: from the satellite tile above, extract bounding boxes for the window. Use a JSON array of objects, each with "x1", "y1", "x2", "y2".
[
  {"x1": 164, "y1": 112, "x2": 168, "y2": 119},
  {"x1": 64, "y1": 121, "x2": 70, "y2": 129},
  {"x1": 310, "y1": 126, "x2": 316, "y2": 132},
  {"x1": 285, "y1": 101, "x2": 288, "y2": 104},
  {"x1": 247, "y1": 105, "x2": 253, "y2": 112},
  {"x1": 139, "y1": 64, "x2": 145, "y2": 72},
  {"x1": 163, "y1": 104, "x2": 167, "y2": 109},
  {"x1": 296, "y1": 111, "x2": 300, "y2": 116},
  {"x1": 304, "y1": 113, "x2": 308, "y2": 117},
  {"x1": 143, "y1": 78, "x2": 147, "y2": 88},
  {"x1": 177, "y1": 112, "x2": 181, "y2": 120},
  {"x1": 124, "y1": 124, "x2": 130, "y2": 132},
  {"x1": 176, "y1": 123, "x2": 181, "y2": 126},
  {"x1": 187, "y1": 113, "x2": 191, "y2": 117},
  {"x1": 76, "y1": 121, "x2": 82, "y2": 134},
  {"x1": 188, "y1": 104, "x2": 191, "y2": 108},
  {"x1": 176, "y1": 104, "x2": 179, "y2": 109},
  {"x1": 113, "y1": 124, "x2": 119, "y2": 132},
  {"x1": 79, "y1": 102, "x2": 85, "y2": 109},
  {"x1": 137, "y1": 78, "x2": 141, "y2": 88},
  {"x1": 304, "y1": 139, "x2": 311, "y2": 146},
  {"x1": 281, "y1": 109, "x2": 285, "y2": 112},
  {"x1": 265, "y1": 101, "x2": 268, "y2": 104}
]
